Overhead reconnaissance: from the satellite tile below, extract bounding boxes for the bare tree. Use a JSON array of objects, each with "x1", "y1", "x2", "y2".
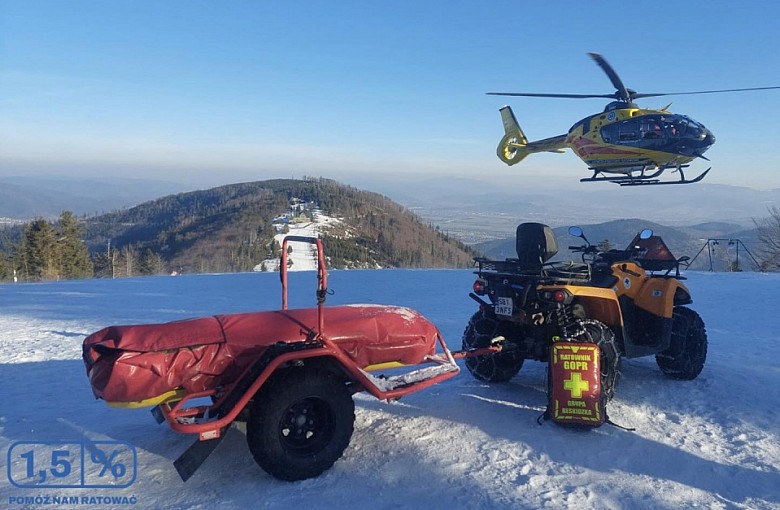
[
  {"x1": 754, "y1": 206, "x2": 780, "y2": 271},
  {"x1": 122, "y1": 246, "x2": 138, "y2": 277}
]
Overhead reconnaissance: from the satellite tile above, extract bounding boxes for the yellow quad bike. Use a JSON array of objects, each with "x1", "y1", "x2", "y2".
[{"x1": 463, "y1": 222, "x2": 707, "y2": 391}]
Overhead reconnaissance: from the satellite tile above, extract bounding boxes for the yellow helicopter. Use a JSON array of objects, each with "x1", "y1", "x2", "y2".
[{"x1": 490, "y1": 53, "x2": 780, "y2": 186}]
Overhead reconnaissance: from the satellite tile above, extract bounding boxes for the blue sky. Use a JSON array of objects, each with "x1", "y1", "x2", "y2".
[{"x1": 2, "y1": 1, "x2": 780, "y2": 190}]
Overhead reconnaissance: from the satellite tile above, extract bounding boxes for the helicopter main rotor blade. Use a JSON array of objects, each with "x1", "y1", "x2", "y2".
[
  {"x1": 632, "y1": 86, "x2": 780, "y2": 99},
  {"x1": 588, "y1": 52, "x2": 631, "y2": 102},
  {"x1": 489, "y1": 53, "x2": 780, "y2": 103},
  {"x1": 486, "y1": 92, "x2": 616, "y2": 99}
]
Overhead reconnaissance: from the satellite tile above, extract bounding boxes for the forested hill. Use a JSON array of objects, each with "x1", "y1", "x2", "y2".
[{"x1": 83, "y1": 178, "x2": 477, "y2": 274}]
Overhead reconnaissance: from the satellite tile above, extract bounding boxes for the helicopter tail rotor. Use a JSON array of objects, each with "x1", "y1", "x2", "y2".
[
  {"x1": 497, "y1": 106, "x2": 530, "y2": 165},
  {"x1": 496, "y1": 105, "x2": 568, "y2": 166}
]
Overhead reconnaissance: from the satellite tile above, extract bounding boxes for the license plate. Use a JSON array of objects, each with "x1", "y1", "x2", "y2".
[{"x1": 495, "y1": 297, "x2": 513, "y2": 316}]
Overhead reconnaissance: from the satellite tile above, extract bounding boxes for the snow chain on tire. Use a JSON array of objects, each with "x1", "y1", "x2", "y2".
[
  {"x1": 656, "y1": 306, "x2": 707, "y2": 380},
  {"x1": 571, "y1": 319, "x2": 620, "y2": 401},
  {"x1": 461, "y1": 310, "x2": 524, "y2": 383}
]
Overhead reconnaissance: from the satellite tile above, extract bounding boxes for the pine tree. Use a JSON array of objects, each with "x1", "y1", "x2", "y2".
[
  {"x1": 19, "y1": 218, "x2": 58, "y2": 280},
  {"x1": 57, "y1": 211, "x2": 93, "y2": 279},
  {"x1": 91, "y1": 251, "x2": 113, "y2": 278},
  {"x1": 0, "y1": 252, "x2": 9, "y2": 280},
  {"x1": 139, "y1": 248, "x2": 165, "y2": 275}
]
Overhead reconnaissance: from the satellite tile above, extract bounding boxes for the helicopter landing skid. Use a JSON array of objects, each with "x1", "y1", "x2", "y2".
[{"x1": 580, "y1": 167, "x2": 710, "y2": 186}]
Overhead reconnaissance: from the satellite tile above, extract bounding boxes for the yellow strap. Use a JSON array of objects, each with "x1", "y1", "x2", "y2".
[
  {"x1": 105, "y1": 388, "x2": 188, "y2": 409},
  {"x1": 363, "y1": 361, "x2": 407, "y2": 372}
]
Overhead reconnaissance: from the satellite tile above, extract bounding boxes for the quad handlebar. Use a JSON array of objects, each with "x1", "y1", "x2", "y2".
[
  {"x1": 567, "y1": 226, "x2": 688, "y2": 277},
  {"x1": 568, "y1": 243, "x2": 636, "y2": 266}
]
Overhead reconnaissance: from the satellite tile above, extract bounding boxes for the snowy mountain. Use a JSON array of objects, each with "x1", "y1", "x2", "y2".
[
  {"x1": 1, "y1": 269, "x2": 778, "y2": 509},
  {"x1": 77, "y1": 178, "x2": 476, "y2": 273}
]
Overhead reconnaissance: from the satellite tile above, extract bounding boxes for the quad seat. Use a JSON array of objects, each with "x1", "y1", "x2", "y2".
[{"x1": 515, "y1": 222, "x2": 559, "y2": 272}]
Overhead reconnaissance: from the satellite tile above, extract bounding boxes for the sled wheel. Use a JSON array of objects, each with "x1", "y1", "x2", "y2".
[
  {"x1": 656, "y1": 306, "x2": 708, "y2": 380},
  {"x1": 247, "y1": 368, "x2": 355, "y2": 481},
  {"x1": 461, "y1": 310, "x2": 524, "y2": 383},
  {"x1": 579, "y1": 319, "x2": 621, "y2": 402}
]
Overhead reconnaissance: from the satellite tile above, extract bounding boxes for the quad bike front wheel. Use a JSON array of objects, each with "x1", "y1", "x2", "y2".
[
  {"x1": 247, "y1": 368, "x2": 355, "y2": 481},
  {"x1": 656, "y1": 306, "x2": 708, "y2": 380},
  {"x1": 461, "y1": 310, "x2": 524, "y2": 383}
]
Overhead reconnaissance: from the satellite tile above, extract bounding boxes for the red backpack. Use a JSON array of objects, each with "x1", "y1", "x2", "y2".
[{"x1": 547, "y1": 340, "x2": 606, "y2": 427}]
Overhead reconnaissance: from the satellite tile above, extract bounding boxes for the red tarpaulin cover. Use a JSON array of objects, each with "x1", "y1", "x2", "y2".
[{"x1": 83, "y1": 305, "x2": 440, "y2": 404}]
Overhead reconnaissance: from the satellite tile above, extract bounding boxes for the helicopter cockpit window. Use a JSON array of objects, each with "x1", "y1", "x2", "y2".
[
  {"x1": 666, "y1": 117, "x2": 691, "y2": 137},
  {"x1": 681, "y1": 116, "x2": 707, "y2": 140}
]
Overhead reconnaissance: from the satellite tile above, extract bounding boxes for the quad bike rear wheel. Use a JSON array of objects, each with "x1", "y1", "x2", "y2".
[
  {"x1": 247, "y1": 368, "x2": 355, "y2": 481},
  {"x1": 656, "y1": 306, "x2": 707, "y2": 380},
  {"x1": 461, "y1": 310, "x2": 524, "y2": 383},
  {"x1": 578, "y1": 319, "x2": 621, "y2": 401}
]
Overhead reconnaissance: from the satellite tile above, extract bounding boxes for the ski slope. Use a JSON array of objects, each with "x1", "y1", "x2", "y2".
[
  {"x1": 0, "y1": 270, "x2": 778, "y2": 509},
  {"x1": 255, "y1": 210, "x2": 344, "y2": 272}
]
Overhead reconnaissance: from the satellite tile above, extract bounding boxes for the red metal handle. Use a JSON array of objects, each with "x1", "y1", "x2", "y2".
[{"x1": 280, "y1": 236, "x2": 328, "y2": 335}]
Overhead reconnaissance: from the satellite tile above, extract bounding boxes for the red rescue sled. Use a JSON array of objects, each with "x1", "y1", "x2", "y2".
[
  {"x1": 84, "y1": 305, "x2": 445, "y2": 406},
  {"x1": 82, "y1": 236, "x2": 483, "y2": 482}
]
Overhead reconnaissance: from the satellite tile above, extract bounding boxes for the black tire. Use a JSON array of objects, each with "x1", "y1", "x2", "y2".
[
  {"x1": 247, "y1": 368, "x2": 355, "y2": 481},
  {"x1": 579, "y1": 319, "x2": 621, "y2": 401},
  {"x1": 461, "y1": 310, "x2": 524, "y2": 383},
  {"x1": 656, "y1": 306, "x2": 707, "y2": 380}
]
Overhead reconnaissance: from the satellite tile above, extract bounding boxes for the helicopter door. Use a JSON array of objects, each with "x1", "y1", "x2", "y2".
[
  {"x1": 599, "y1": 119, "x2": 641, "y2": 145},
  {"x1": 617, "y1": 120, "x2": 639, "y2": 142},
  {"x1": 640, "y1": 121, "x2": 664, "y2": 140}
]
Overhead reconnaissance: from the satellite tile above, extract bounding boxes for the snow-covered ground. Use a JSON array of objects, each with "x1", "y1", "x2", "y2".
[{"x1": 1, "y1": 270, "x2": 778, "y2": 509}]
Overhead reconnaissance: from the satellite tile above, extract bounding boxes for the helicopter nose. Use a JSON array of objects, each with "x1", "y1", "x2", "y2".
[{"x1": 703, "y1": 129, "x2": 715, "y2": 146}]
